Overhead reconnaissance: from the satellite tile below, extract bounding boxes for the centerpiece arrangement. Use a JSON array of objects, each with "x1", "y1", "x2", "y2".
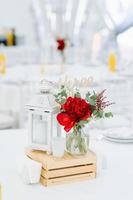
[
  {"x1": 55, "y1": 86, "x2": 113, "y2": 155},
  {"x1": 56, "y1": 37, "x2": 67, "y2": 74},
  {"x1": 25, "y1": 80, "x2": 114, "y2": 186}
]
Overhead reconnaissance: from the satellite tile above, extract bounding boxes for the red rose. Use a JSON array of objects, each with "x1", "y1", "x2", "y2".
[
  {"x1": 56, "y1": 39, "x2": 65, "y2": 51},
  {"x1": 57, "y1": 97, "x2": 92, "y2": 132}
]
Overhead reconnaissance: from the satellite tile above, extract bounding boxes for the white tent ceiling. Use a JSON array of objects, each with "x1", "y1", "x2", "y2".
[{"x1": 31, "y1": 0, "x2": 132, "y2": 47}]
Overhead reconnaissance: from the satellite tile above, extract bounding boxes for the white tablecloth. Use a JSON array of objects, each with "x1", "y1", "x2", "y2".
[{"x1": 0, "y1": 129, "x2": 133, "y2": 200}]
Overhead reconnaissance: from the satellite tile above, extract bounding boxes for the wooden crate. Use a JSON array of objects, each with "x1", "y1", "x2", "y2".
[{"x1": 26, "y1": 149, "x2": 96, "y2": 186}]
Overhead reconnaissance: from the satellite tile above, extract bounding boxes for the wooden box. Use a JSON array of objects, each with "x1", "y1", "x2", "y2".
[{"x1": 26, "y1": 149, "x2": 96, "y2": 186}]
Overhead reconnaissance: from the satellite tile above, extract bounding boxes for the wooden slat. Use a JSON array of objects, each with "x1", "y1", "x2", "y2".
[
  {"x1": 26, "y1": 149, "x2": 96, "y2": 186},
  {"x1": 40, "y1": 172, "x2": 96, "y2": 186},
  {"x1": 41, "y1": 164, "x2": 96, "y2": 179},
  {"x1": 26, "y1": 149, "x2": 96, "y2": 170}
]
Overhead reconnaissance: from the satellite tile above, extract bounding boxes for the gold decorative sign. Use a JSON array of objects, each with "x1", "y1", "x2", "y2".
[{"x1": 58, "y1": 76, "x2": 93, "y2": 89}]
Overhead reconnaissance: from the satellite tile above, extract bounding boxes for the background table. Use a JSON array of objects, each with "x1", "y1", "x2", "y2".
[
  {"x1": 0, "y1": 63, "x2": 132, "y2": 128},
  {"x1": 0, "y1": 129, "x2": 133, "y2": 200}
]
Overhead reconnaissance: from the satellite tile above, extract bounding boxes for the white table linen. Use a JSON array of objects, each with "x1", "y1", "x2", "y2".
[{"x1": 0, "y1": 129, "x2": 133, "y2": 200}]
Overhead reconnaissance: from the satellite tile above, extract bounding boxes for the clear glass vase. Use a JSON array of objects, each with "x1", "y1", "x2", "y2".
[{"x1": 66, "y1": 128, "x2": 89, "y2": 156}]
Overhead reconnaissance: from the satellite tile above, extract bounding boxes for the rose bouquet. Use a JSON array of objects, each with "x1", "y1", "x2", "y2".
[{"x1": 55, "y1": 85, "x2": 113, "y2": 155}]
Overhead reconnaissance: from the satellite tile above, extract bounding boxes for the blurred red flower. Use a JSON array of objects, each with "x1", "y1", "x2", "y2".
[
  {"x1": 57, "y1": 97, "x2": 92, "y2": 132},
  {"x1": 56, "y1": 38, "x2": 66, "y2": 51}
]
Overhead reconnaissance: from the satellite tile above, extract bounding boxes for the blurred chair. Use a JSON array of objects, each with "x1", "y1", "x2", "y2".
[
  {"x1": 0, "y1": 113, "x2": 15, "y2": 129},
  {"x1": 0, "y1": 46, "x2": 41, "y2": 65}
]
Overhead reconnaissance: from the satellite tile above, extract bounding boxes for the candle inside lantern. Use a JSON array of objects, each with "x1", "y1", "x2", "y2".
[{"x1": 32, "y1": 115, "x2": 47, "y2": 145}]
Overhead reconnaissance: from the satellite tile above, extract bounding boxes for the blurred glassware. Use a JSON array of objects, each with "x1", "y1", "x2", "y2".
[
  {"x1": 0, "y1": 53, "x2": 6, "y2": 75},
  {"x1": 108, "y1": 52, "x2": 117, "y2": 73},
  {"x1": 52, "y1": 137, "x2": 65, "y2": 157}
]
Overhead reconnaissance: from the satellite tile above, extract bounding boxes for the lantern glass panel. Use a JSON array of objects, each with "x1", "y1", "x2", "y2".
[{"x1": 32, "y1": 113, "x2": 48, "y2": 145}]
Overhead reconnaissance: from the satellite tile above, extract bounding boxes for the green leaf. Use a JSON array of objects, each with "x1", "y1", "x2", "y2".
[
  {"x1": 60, "y1": 99, "x2": 66, "y2": 104},
  {"x1": 94, "y1": 110, "x2": 104, "y2": 118},
  {"x1": 89, "y1": 98, "x2": 96, "y2": 106},
  {"x1": 85, "y1": 92, "x2": 97, "y2": 105},
  {"x1": 92, "y1": 110, "x2": 98, "y2": 116},
  {"x1": 74, "y1": 92, "x2": 81, "y2": 98},
  {"x1": 85, "y1": 92, "x2": 91, "y2": 101},
  {"x1": 61, "y1": 90, "x2": 67, "y2": 97},
  {"x1": 99, "y1": 110, "x2": 104, "y2": 118},
  {"x1": 86, "y1": 92, "x2": 91, "y2": 98},
  {"x1": 54, "y1": 94, "x2": 58, "y2": 98},
  {"x1": 61, "y1": 85, "x2": 65, "y2": 89},
  {"x1": 78, "y1": 121, "x2": 86, "y2": 126},
  {"x1": 91, "y1": 94, "x2": 97, "y2": 101},
  {"x1": 105, "y1": 112, "x2": 113, "y2": 118}
]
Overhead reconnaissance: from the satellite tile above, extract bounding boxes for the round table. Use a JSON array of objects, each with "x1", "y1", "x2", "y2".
[{"x1": 0, "y1": 129, "x2": 133, "y2": 200}]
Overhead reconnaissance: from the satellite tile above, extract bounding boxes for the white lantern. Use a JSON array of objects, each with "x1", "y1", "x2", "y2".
[{"x1": 26, "y1": 90, "x2": 61, "y2": 154}]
